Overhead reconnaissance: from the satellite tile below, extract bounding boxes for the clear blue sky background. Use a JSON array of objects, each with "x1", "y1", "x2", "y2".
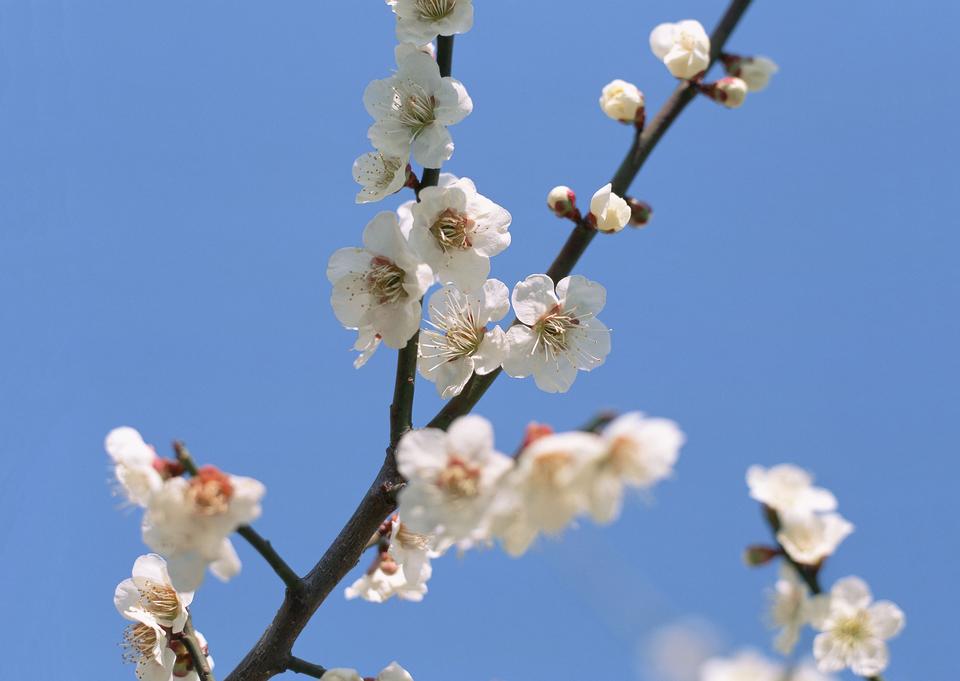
[{"x1": 1, "y1": 1, "x2": 956, "y2": 680}]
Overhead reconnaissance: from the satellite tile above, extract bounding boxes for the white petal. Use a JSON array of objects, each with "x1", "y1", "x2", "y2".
[
  {"x1": 362, "y1": 212, "x2": 407, "y2": 259},
  {"x1": 868, "y1": 601, "x2": 905, "y2": 639},
  {"x1": 209, "y1": 538, "x2": 242, "y2": 582},
  {"x1": 476, "y1": 278, "x2": 510, "y2": 322},
  {"x1": 397, "y1": 428, "x2": 450, "y2": 479},
  {"x1": 511, "y1": 274, "x2": 558, "y2": 325},
  {"x1": 326, "y1": 247, "x2": 370, "y2": 284},
  {"x1": 850, "y1": 638, "x2": 889, "y2": 677},
  {"x1": 472, "y1": 326, "x2": 507, "y2": 375},
  {"x1": 831, "y1": 576, "x2": 873, "y2": 611},
  {"x1": 447, "y1": 414, "x2": 495, "y2": 462},
  {"x1": 412, "y1": 122, "x2": 454, "y2": 168}
]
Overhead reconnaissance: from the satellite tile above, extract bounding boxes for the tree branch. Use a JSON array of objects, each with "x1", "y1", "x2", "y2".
[
  {"x1": 182, "y1": 618, "x2": 217, "y2": 681},
  {"x1": 226, "y1": 4, "x2": 757, "y2": 679},
  {"x1": 173, "y1": 441, "x2": 302, "y2": 593},
  {"x1": 287, "y1": 657, "x2": 327, "y2": 678}
]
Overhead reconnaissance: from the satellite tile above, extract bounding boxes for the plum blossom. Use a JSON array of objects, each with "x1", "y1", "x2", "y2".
[
  {"x1": 746, "y1": 464, "x2": 837, "y2": 520},
  {"x1": 547, "y1": 185, "x2": 577, "y2": 218},
  {"x1": 810, "y1": 576, "x2": 904, "y2": 676},
  {"x1": 418, "y1": 280, "x2": 509, "y2": 398},
  {"x1": 650, "y1": 20, "x2": 711, "y2": 80},
  {"x1": 115, "y1": 554, "x2": 193, "y2": 634},
  {"x1": 724, "y1": 55, "x2": 779, "y2": 92},
  {"x1": 345, "y1": 518, "x2": 435, "y2": 603},
  {"x1": 353, "y1": 151, "x2": 409, "y2": 204},
  {"x1": 502, "y1": 274, "x2": 611, "y2": 393},
  {"x1": 106, "y1": 427, "x2": 164, "y2": 507},
  {"x1": 599, "y1": 79, "x2": 644, "y2": 123},
  {"x1": 582, "y1": 412, "x2": 685, "y2": 523},
  {"x1": 321, "y1": 662, "x2": 413, "y2": 681},
  {"x1": 119, "y1": 611, "x2": 176, "y2": 681},
  {"x1": 364, "y1": 44, "x2": 472, "y2": 168},
  {"x1": 409, "y1": 176, "x2": 511, "y2": 289},
  {"x1": 327, "y1": 211, "x2": 433, "y2": 350},
  {"x1": 390, "y1": 0, "x2": 474, "y2": 45},
  {"x1": 711, "y1": 77, "x2": 748, "y2": 109},
  {"x1": 142, "y1": 465, "x2": 265, "y2": 591},
  {"x1": 589, "y1": 183, "x2": 631, "y2": 233},
  {"x1": 777, "y1": 512, "x2": 854, "y2": 565},
  {"x1": 491, "y1": 431, "x2": 606, "y2": 556},
  {"x1": 769, "y1": 564, "x2": 810, "y2": 654},
  {"x1": 397, "y1": 415, "x2": 512, "y2": 550}
]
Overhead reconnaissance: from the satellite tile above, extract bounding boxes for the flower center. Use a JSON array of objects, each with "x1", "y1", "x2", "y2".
[
  {"x1": 531, "y1": 451, "x2": 572, "y2": 487},
  {"x1": 833, "y1": 612, "x2": 870, "y2": 646},
  {"x1": 430, "y1": 208, "x2": 475, "y2": 251},
  {"x1": 533, "y1": 305, "x2": 579, "y2": 359},
  {"x1": 423, "y1": 292, "x2": 486, "y2": 362},
  {"x1": 122, "y1": 622, "x2": 159, "y2": 664},
  {"x1": 436, "y1": 456, "x2": 481, "y2": 498},
  {"x1": 186, "y1": 465, "x2": 233, "y2": 516},
  {"x1": 139, "y1": 580, "x2": 181, "y2": 622},
  {"x1": 678, "y1": 29, "x2": 697, "y2": 51},
  {"x1": 415, "y1": 0, "x2": 457, "y2": 21},
  {"x1": 394, "y1": 80, "x2": 436, "y2": 136},
  {"x1": 607, "y1": 436, "x2": 639, "y2": 473},
  {"x1": 367, "y1": 256, "x2": 408, "y2": 305}
]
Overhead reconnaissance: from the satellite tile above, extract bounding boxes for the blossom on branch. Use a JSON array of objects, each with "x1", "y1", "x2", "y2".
[
  {"x1": 408, "y1": 176, "x2": 512, "y2": 289},
  {"x1": 768, "y1": 564, "x2": 810, "y2": 654},
  {"x1": 114, "y1": 554, "x2": 193, "y2": 634},
  {"x1": 142, "y1": 465, "x2": 265, "y2": 591},
  {"x1": 723, "y1": 55, "x2": 779, "y2": 92},
  {"x1": 418, "y1": 280, "x2": 509, "y2": 398},
  {"x1": 353, "y1": 151, "x2": 409, "y2": 204},
  {"x1": 776, "y1": 512, "x2": 854, "y2": 565},
  {"x1": 364, "y1": 44, "x2": 472, "y2": 168},
  {"x1": 321, "y1": 662, "x2": 413, "y2": 681},
  {"x1": 106, "y1": 427, "x2": 165, "y2": 507},
  {"x1": 502, "y1": 274, "x2": 611, "y2": 393},
  {"x1": 746, "y1": 464, "x2": 837, "y2": 520},
  {"x1": 599, "y1": 79, "x2": 644, "y2": 124},
  {"x1": 649, "y1": 20, "x2": 711, "y2": 80},
  {"x1": 327, "y1": 211, "x2": 433, "y2": 350},
  {"x1": 589, "y1": 183, "x2": 632, "y2": 233},
  {"x1": 397, "y1": 414, "x2": 512, "y2": 550},
  {"x1": 390, "y1": 0, "x2": 474, "y2": 45},
  {"x1": 710, "y1": 77, "x2": 749, "y2": 109},
  {"x1": 809, "y1": 576, "x2": 905, "y2": 676}
]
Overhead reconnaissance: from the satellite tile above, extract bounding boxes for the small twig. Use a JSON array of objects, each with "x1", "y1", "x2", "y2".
[
  {"x1": 287, "y1": 656, "x2": 327, "y2": 678},
  {"x1": 174, "y1": 441, "x2": 302, "y2": 593},
  {"x1": 182, "y1": 619, "x2": 216, "y2": 681}
]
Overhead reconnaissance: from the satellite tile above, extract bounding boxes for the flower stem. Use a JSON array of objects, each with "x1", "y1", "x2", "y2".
[{"x1": 182, "y1": 618, "x2": 216, "y2": 681}]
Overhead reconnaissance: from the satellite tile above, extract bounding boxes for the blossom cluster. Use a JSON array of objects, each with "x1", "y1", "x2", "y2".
[
  {"x1": 345, "y1": 411, "x2": 684, "y2": 602},
  {"x1": 747, "y1": 464, "x2": 905, "y2": 676}
]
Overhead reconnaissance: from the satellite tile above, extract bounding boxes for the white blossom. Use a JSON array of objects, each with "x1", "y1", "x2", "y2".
[
  {"x1": 327, "y1": 211, "x2": 433, "y2": 349},
  {"x1": 547, "y1": 185, "x2": 576, "y2": 217},
  {"x1": 599, "y1": 79, "x2": 644, "y2": 123},
  {"x1": 589, "y1": 183, "x2": 631, "y2": 233},
  {"x1": 650, "y1": 20, "x2": 711, "y2": 80},
  {"x1": 320, "y1": 671, "x2": 362, "y2": 681},
  {"x1": 810, "y1": 577, "x2": 905, "y2": 676},
  {"x1": 769, "y1": 564, "x2": 810, "y2": 654},
  {"x1": 409, "y1": 177, "x2": 511, "y2": 289},
  {"x1": 583, "y1": 412, "x2": 684, "y2": 523},
  {"x1": 777, "y1": 512, "x2": 854, "y2": 565},
  {"x1": 115, "y1": 554, "x2": 193, "y2": 635},
  {"x1": 418, "y1": 280, "x2": 509, "y2": 398},
  {"x1": 397, "y1": 415, "x2": 512, "y2": 550},
  {"x1": 353, "y1": 151, "x2": 409, "y2": 204},
  {"x1": 119, "y1": 610, "x2": 176, "y2": 681},
  {"x1": 106, "y1": 427, "x2": 164, "y2": 507},
  {"x1": 392, "y1": 0, "x2": 474, "y2": 45},
  {"x1": 699, "y1": 650, "x2": 781, "y2": 681},
  {"x1": 491, "y1": 431, "x2": 605, "y2": 556},
  {"x1": 345, "y1": 520, "x2": 435, "y2": 603},
  {"x1": 713, "y1": 77, "x2": 748, "y2": 109},
  {"x1": 320, "y1": 661, "x2": 412, "y2": 681},
  {"x1": 142, "y1": 465, "x2": 265, "y2": 591},
  {"x1": 726, "y1": 55, "x2": 778, "y2": 92},
  {"x1": 351, "y1": 326, "x2": 383, "y2": 369},
  {"x1": 502, "y1": 274, "x2": 611, "y2": 393},
  {"x1": 364, "y1": 44, "x2": 472, "y2": 168},
  {"x1": 746, "y1": 464, "x2": 837, "y2": 520}
]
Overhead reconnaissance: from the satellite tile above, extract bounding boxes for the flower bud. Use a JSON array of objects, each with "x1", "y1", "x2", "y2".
[
  {"x1": 743, "y1": 544, "x2": 781, "y2": 566},
  {"x1": 521, "y1": 422, "x2": 554, "y2": 450},
  {"x1": 626, "y1": 198, "x2": 653, "y2": 227},
  {"x1": 589, "y1": 183, "x2": 631, "y2": 233},
  {"x1": 723, "y1": 54, "x2": 778, "y2": 92},
  {"x1": 710, "y1": 77, "x2": 748, "y2": 109},
  {"x1": 599, "y1": 79, "x2": 645, "y2": 124},
  {"x1": 547, "y1": 185, "x2": 577, "y2": 218}
]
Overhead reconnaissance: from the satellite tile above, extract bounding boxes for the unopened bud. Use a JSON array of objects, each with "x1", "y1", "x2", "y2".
[
  {"x1": 589, "y1": 183, "x2": 631, "y2": 233},
  {"x1": 743, "y1": 544, "x2": 781, "y2": 566},
  {"x1": 709, "y1": 77, "x2": 749, "y2": 109},
  {"x1": 723, "y1": 53, "x2": 778, "y2": 92},
  {"x1": 599, "y1": 79, "x2": 645, "y2": 125},
  {"x1": 547, "y1": 185, "x2": 577, "y2": 219},
  {"x1": 626, "y1": 198, "x2": 653, "y2": 227}
]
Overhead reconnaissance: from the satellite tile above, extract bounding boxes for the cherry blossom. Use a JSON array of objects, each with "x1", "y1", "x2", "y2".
[
  {"x1": 408, "y1": 176, "x2": 511, "y2": 289},
  {"x1": 115, "y1": 554, "x2": 194, "y2": 634},
  {"x1": 396, "y1": 414, "x2": 512, "y2": 550},
  {"x1": 119, "y1": 611, "x2": 176, "y2": 681},
  {"x1": 650, "y1": 20, "x2": 711, "y2": 80},
  {"x1": 777, "y1": 512, "x2": 854, "y2": 565},
  {"x1": 345, "y1": 518, "x2": 435, "y2": 603},
  {"x1": 502, "y1": 274, "x2": 611, "y2": 393},
  {"x1": 589, "y1": 183, "x2": 631, "y2": 233},
  {"x1": 364, "y1": 44, "x2": 472, "y2": 168},
  {"x1": 810, "y1": 576, "x2": 905, "y2": 676},
  {"x1": 353, "y1": 151, "x2": 409, "y2": 204},
  {"x1": 327, "y1": 211, "x2": 433, "y2": 350},
  {"x1": 418, "y1": 280, "x2": 509, "y2": 398}
]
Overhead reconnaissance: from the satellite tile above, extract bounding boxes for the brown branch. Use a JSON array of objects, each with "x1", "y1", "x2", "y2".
[
  {"x1": 182, "y1": 618, "x2": 216, "y2": 681},
  {"x1": 225, "y1": 4, "x2": 756, "y2": 679},
  {"x1": 286, "y1": 657, "x2": 327, "y2": 678}
]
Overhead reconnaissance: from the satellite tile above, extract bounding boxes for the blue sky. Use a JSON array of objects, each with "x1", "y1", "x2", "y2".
[{"x1": 1, "y1": 1, "x2": 957, "y2": 680}]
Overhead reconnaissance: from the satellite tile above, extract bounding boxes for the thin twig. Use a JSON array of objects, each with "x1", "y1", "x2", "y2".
[
  {"x1": 174, "y1": 441, "x2": 302, "y2": 593},
  {"x1": 287, "y1": 656, "x2": 327, "y2": 678},
  {"x1": 182, "y1": 619, "x2": 216, "y2": 681},
  {"x1": 225, "y1": 5, "x2": 756, "y2": 680}
]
